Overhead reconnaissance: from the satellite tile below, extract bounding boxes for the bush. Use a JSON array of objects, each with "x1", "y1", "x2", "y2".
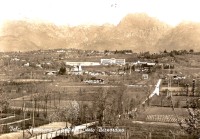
[{"x1": 58, "y1": 67, "x2": 66, "y2": 75}]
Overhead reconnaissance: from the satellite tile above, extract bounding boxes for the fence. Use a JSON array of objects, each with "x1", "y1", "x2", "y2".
[
  {"x1": 146, "y1": 115, "x2": 185, "y2": 123},
  {"x1": 30, "y1": 121, "x2": 98, "y2": 139}
]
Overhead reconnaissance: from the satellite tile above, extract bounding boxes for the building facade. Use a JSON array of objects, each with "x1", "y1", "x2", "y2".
[
  {"x1": 101, "y1": 58, "x2": 125, "y2": 65},
  {"x1": 65, "y1": 62, "x2": 100, "y2": 66}
]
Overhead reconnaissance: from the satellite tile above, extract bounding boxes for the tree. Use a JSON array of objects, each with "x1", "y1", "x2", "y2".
[
  {"x1": 58, "y1": 67, "x2": 66, "y2": 75},
  {"x1": 164, "y1": 49, "x2": 168, "y2": 53},
  {"x1": 129, "y1": 98, "x2": 136, "y2": 111},
  {"x1": 92, "y1": 88, "x2": 108, "y2": 139},
  {"x1": 49, "y1": 100, "x2": 79, "y2": 136},
  {"x1": 104, "y1": 50, "x2": 109, "y2": 54},
  {"x1": 177, "y1": 99, "x2": 200, "y2": 138},
  {"x1": 189, "y1": 49, "x2": 194, "y2": 53},
  {"x1": 94, "y1": 86, "x2": 126, "y2": 120},
  {"x1": 43, "y1": 93, "x2": 49, "y2": 118},
  {"x1": 0, "y1": 93, "x2": 9, "y2": 114},
  {"x1": 79, "y1": 104, "x2": 90, "y2": 123}
]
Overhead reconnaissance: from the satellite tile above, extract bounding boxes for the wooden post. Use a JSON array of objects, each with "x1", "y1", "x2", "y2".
[
  {"x1": 23, "y1": 101, "x2": 26, "y2": 139},
  {"x1": 149, "y1": 132, "x2": 152, "y2": 139}
]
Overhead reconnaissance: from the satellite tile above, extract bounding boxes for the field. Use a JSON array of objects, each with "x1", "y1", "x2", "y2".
[{"x1": 1, "y1": 50, "x2": 200, "y2": 138}]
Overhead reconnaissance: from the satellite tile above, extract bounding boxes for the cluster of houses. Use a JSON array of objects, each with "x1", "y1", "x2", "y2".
[
  {"x1": 132, "y1": 61, "x2": 157, "y2": 72},
  {"x1": 66, "y1": 58, "x2": 126, "y2": 67},
  {"x1": 64, "y1": 58, "x2": 126, "y2": 75},
  {"x1": 1, "y1": 54, "x2": 159, "y2": 79},
  {"x1": 63, "y1": 59, "x2": 159, "y2": 76}
]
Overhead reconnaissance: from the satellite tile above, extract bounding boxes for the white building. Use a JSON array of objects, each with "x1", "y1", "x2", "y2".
[
  {"x1": 24, "y1": 63, "x2": 30, "y2": 67},
  {"x1": 45, "y1": 71, "x2": 58, "y2": 75},
  {"x1": 65, "y1": 62, "x2": 100, "y2": 66},
  {"x1": 72, "y1": 65, "x2": 82, "y2": 72},
  {"x1": 66, "y1": 65, "x2": 83, "y2": 75},
  {"x1": 133, "y1": 61, "x2": 156, "y2": 66},
  {"x1": 84, "y1": 78, "x2": 104, "y2": 84},
  {"x1": 57, "y1": 50, "x2": 65, "y2": 53},
  {"x1": 101, "y1": 58, "x2": 125, "y2": 65},
  {"x1": 133, "y1": 61, "x2": 147, "y2": 65}
]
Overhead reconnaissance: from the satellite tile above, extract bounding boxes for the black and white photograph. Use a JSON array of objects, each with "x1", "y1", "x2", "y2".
[{"x1": 0, "y1": 0, "x2": 200, "y2": 138}]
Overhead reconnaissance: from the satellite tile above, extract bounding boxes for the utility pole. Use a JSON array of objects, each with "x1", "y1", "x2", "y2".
[
  {"x1": 192, "y1": 79, "x2": 195, "y2": 96},
  {"x1": 23, "y1": 98, "x2": 26, "y2": 139},
  {"x1": 186, "y1": 84, "x2": 189, "y2": 96},
  {"x1": 32, "y1": 99, "x2": 35, "y2": 128},
  {"x1": 167, "y1": 65, "x2": 172, "y2": 98},
  {"x1": 54, "y1": 91, "x2": 56, "y2": 107},
  {"x1": 59, "y1": 91, "x2": 61, "y2": 107}
]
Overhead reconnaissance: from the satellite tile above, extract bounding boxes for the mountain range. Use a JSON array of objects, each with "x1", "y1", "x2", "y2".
[{"x1": 0, "y1": 13, "x2": 200, "y2": 52}]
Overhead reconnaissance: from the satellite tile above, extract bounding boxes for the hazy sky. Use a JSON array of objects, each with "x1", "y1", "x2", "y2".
[{"x1": 0, "y1": 0, "x2": 199, "y2": 26}]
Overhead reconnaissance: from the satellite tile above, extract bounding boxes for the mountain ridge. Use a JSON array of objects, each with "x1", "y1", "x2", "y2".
[{"x1": 0, "y1": 13, "x2": 200, "y2": 52}]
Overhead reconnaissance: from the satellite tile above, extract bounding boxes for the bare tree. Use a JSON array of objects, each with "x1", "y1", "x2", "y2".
[
  {"x1": 92, "y1": 86, "x2": 126, "y2": 139},
  {"x1": 0, "y1": 93, "x2": 9, "y2": 114},
  {"x1": 49, "y1": 100, "x2": 79, "y2": 133}
]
